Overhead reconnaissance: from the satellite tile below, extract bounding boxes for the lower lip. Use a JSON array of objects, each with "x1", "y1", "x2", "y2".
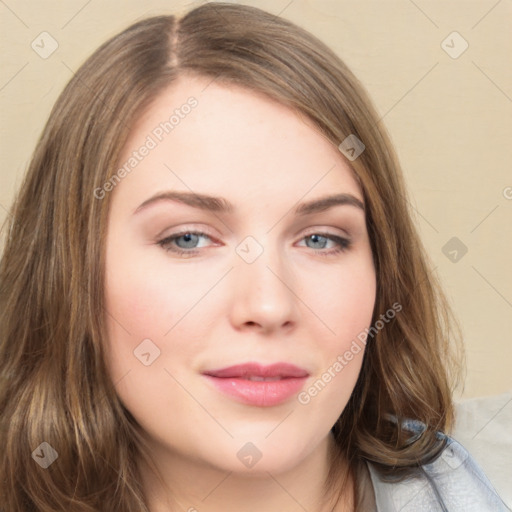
[{"x1": 203, "y1": 376, "x2": 308, "y2": 407}]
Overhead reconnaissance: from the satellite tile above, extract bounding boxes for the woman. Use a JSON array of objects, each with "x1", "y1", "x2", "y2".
[{"x1": 0, "y1": 3, "x2": 508, "y2": 511}]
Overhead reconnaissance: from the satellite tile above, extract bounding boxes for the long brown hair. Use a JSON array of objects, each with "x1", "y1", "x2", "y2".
[{"x1": 0, "y1": 3, "x2": 463, "y2": 510}]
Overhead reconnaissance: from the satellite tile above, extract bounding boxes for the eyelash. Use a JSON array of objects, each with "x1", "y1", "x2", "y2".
[{"x1": 157, "y1": 230, "x2": 351, "y2": 258}]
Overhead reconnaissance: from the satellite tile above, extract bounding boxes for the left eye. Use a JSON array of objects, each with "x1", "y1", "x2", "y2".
[
  {"x1": 157, "y1": 231, "x2": 351, "y2": 256},
  {"x1": 298, "y1": 233, "x2": 349, "y2": 251}
]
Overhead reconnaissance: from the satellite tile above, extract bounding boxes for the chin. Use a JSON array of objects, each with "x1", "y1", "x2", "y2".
[{"x1": 197, "y1": 431, "x2": 322, "y2": 477}]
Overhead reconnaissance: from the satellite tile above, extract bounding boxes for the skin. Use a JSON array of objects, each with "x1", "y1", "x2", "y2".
[{"x1": 104, "y1": 74, "x2": 376, "y2": 512}]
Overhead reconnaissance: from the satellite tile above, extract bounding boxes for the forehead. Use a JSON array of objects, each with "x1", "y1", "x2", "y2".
[{"x1": 115, "y1": 74, "x2": 363, "y2": 210}]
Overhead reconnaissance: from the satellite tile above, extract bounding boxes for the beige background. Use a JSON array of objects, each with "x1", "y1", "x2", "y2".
[{"x1": 1, "y1": 0, "x2": 511, "y2": 399}]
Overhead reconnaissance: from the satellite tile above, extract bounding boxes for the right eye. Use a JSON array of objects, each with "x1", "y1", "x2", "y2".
[{"x1": 157, "y1": 231, "x2": 217, "y2": 257}]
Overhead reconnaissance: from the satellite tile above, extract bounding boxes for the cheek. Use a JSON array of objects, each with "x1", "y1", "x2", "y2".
[
  {"x1": 102, "y1": 239, "x2": 220, "y2": 387},
  {"x1": 104, "y1": 242, "x2": 207, "y2": 343},
  {"x1": 308, "y1": 252, "x2": 376, "y2": 351},
  {"x1": 299, "y1": 252, "x2": 375, "y2": 406},
  {"x1": 102, "y1": 260, "x2": 201, "y2": 432},
  {"x1": 297, "y1": 266, "x2": 374, "y2": 420}
]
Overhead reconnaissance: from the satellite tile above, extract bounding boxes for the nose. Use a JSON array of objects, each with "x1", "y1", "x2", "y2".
[{"x1": 228, "y1": 243, "x2": 299, "y2": 335}]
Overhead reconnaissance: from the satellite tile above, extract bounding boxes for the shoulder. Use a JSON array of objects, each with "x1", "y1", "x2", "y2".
[{"x1": 366, "y1": 420, "x2": 510, "y2": 512}]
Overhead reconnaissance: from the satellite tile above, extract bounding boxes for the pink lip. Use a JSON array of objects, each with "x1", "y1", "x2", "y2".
[{"x1": 202, "y1": 362, "x2": 309, "y2": 407}]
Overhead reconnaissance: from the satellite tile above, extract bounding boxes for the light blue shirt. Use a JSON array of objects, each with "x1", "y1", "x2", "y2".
[{"x1": 366, "y1": 420, "x2": 510, "y2": 511}]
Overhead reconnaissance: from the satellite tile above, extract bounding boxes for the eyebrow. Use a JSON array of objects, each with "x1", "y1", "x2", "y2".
[{"x1": 133, "y1": 191, "x2": 365, "y2": 216}]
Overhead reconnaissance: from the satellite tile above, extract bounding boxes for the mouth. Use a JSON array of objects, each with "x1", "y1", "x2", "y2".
[{"x1": 202, "y1": 362, "x2": 309, "y2": 407}]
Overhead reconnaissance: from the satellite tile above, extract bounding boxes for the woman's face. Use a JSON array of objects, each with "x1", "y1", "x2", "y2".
[{"x1": 104, "y1": 74, "x2": 376, "y2": 476}]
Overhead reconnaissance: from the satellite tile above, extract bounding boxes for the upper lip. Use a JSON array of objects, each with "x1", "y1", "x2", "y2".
[{"x1": 202, "y1": 362, "x2": 309, "y2": 379}]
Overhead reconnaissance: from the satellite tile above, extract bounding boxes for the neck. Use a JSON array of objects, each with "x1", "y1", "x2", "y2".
[{"x1": 138, "y1": 432, "x2": 354, "y2": 512}]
